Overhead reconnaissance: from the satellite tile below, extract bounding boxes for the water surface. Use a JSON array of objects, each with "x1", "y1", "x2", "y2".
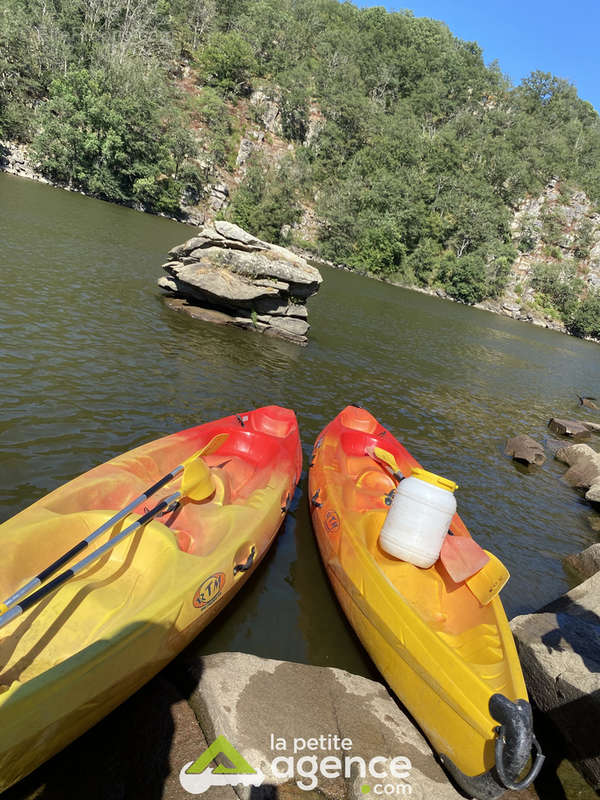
[{"x1": 2, "y1": 172, "x2": 599, "y2": 670}]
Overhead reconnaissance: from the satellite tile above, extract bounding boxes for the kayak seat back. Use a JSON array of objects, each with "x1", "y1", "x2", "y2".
[
  {"x1": 251, "y1": 406, "x2": 297, "y2": 439},
  {"x1": 339, "y1": 407, "x2": 379, "y2": 433}
]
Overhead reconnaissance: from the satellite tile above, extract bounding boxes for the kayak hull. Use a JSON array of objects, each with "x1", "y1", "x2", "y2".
[
  {"x1": 308, "y1": 406, "x2": 538, "y2": 798},
  {"x1": 0, "y1": 406, "x2": 301, "y2": 791}
]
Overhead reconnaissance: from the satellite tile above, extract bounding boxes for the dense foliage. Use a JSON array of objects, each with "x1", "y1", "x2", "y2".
[{"x1": 2, "y1": 0, "x2": 600, "y2": 309}]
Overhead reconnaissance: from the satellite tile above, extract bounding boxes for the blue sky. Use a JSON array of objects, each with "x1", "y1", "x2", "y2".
[{"x1": 355, "y1": 0, "x2": 600, "y2": 112}]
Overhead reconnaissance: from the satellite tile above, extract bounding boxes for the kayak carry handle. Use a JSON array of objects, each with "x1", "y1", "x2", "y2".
[
  {"x1": 490, "y1": 693, "x2": 545, "y2": 791},
  {"x1": 494, "y1": 729, "x2": 545, "y2": 791},
  {"x1": 233, "y1": 546, "x2": 256, "y2": 575}
]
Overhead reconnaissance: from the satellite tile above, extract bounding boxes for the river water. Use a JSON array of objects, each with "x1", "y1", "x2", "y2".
[{"x1": 1, "y1": 172, "x2": 599, "y2": 793}]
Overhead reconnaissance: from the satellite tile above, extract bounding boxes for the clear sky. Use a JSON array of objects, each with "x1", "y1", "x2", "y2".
[{"x1": 355, "y1": 0, "x2": 600, "y2": 112}]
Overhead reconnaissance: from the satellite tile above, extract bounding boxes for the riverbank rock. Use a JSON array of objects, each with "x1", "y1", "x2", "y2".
[
  {"x1": 547, "y1": 418, "x2": 591, "y2": 440},
  {"x1": 158, "y1": 222, "x2": 322, "y2": 345},
  {"x1": 0, "y1": 139, "x2": 47, "y2": 183},
  {"x1": 173, "y1": 651, "x2": 464, "y2": 800},
  {"x1": 555, "y1": 443, "x2": 600, "y2": 502},
  {"x1": 564, "y1": 543, "x2": 600, "y2": 583},
  {"x1": 511, "y1": 573, "x2": 600, "y2": 792},
  {"x1": 7, "y1": 653, "x2": 471, "y2": 800},
  {"x1": 504, "y1": 435, "x2": 546, "y2": 466}
]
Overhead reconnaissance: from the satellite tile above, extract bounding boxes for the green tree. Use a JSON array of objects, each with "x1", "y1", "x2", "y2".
[
  {"x1": 197, "y1": 31, "x2": 257, "y2": 94},
  {"x1": 227, "y1": 155, "x2": 301, "y2": 243}
]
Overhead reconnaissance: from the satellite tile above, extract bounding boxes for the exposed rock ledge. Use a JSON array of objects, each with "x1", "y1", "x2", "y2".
[
  {"x1": 159, "y1": 221, "x2": 322, "y2": 345},
  {"x1": 10, "y1": 652, "x2": 471, "y2": 800},
  {"x1": 511, "y1": 566, "x2": 600, "y2": 792}
]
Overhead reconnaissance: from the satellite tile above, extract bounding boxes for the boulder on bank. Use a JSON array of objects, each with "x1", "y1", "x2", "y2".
[
  {"x1": 511, "y1": 573, "x2": 600, "y2": 792},
  {"x1": 175, "y1": 651, "x2": 465, "y2": 800},
  {"x1": 158, "y1": 222, "x2": 322, "y2": 345},
  {"x1": 505, "y1": 435, "x2": 546, "y2": 466},
  {"x1": 564, "y1": 543, "x2": 600, "y2": 583},
  {"x1": 10, "y1": 653, "x2": 468, "y2": 800}
]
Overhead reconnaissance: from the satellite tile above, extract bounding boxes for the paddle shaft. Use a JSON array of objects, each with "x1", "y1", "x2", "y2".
[
  {"x1": 0, "y1": 491, "x2": 180, "y2": 630},
  {"x1": 1, "y1": 465, "x2": 186, "y2": 611}
]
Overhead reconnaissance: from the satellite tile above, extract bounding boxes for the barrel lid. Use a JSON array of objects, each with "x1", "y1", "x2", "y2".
[{"x1": 410, "y1": 467, "x2": 458, "y2": 492}]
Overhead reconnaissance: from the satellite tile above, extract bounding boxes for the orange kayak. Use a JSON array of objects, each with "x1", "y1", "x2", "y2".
[
  {"x1": 308, "y1": 405, "x2": 543, "y2": 799},
  {"x1": 0, "y1": 405, "x2": 301, "y2": 791}
]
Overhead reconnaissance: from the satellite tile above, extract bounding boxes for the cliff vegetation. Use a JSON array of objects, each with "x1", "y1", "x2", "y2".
[{"x1": 2, "y1": 0, "x2": 600, "y2": 326}]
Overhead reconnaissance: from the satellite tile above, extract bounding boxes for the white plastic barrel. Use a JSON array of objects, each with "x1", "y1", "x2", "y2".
[{"x1": 379, "y1": 467, "x2": 458, "y2": 568}]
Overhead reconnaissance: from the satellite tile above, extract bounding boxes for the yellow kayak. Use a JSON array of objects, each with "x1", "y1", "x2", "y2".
[
  {"x1": 0, "y1": 405, "x2": 301, "y2": 791},
  {"x1": 308, "y1": 405, "x2": 543, "y2": 799}
]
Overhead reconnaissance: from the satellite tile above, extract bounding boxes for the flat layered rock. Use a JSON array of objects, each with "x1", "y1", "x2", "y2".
[
  {"x1": 164, "y1": 298, "x2": 234, "y2": 325},
  {"x1": 164, "y1": 262, "x2": 279, "y2": 305},
  {"x1": 548, "y1": 418, "x2": 591, "y2": 440},
  {"x1": 158, "y1": 222, "x2": 322, "y2": 345},
  {"x1": 214, "y1": 220, "x2": 264, "y2": 246}
]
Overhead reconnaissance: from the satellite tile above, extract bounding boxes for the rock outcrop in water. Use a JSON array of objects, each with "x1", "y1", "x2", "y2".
[
  {"x1": 158, "y1": 221, "x2": 322, "y2": 345},
  {"x1": 555, "y1": 442, "x2": 600, "y2": 503},
  {"x1": 504, "y1": 435, "x2": 546, "y2": 466}
]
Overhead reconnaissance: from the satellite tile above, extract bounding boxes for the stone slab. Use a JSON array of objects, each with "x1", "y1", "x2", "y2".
[
  {"x1": 511, "y1": 573, "x2": 600, "y2": 791},
  {"x1": 172, "y1": 652, "x2": 466, "y2": 800}
]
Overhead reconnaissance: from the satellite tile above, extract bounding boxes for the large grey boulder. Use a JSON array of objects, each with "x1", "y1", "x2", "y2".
[
  {"x1": 555, "y1": 443, "x2": 600, "y2": 503},
  {"x1": 159, "y1": 223, "x2": 322, "y2": 345},
  {"x1": 511, "y1": 573, "x2": 600, "y2": 791},
  {"x1": 174, "y1": 651, "x2": 465, "y2": 800}
]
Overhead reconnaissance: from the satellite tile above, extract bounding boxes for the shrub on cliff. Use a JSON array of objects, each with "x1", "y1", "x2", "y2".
[
  {"x1": 530, "y1": 261, "x2": 583, "y2": 319},
  {"x1": 196, "y1": 31, "x2": 257, "y2": 95},
  {"x1": 568, "y1": 293, "x2": 600, "y2": 339},
  {"x1": 439, "y1": 252, "x2": 489, "y2": 304},
  {"x1": 227, "y1": 155, "x2": 301, "y2": 243}
]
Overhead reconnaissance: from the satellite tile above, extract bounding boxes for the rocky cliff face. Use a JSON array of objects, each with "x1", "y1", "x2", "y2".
[
  {"x1": 158, "y1": 221, "x2": 322, "y2": 345},
  {"x1": 477, "y1": 180, "x2": 600, "y2": 331}
]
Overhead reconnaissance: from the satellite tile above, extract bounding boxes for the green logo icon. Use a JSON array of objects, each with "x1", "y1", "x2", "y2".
[
  {"x1": 186, "y1": 735, "x2": 257, "y2": 775},
  {"x1": 180, "y1": 735, "x2": 264, "y2": 794}
]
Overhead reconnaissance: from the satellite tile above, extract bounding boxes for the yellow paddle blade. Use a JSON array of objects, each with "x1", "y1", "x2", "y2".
[
  {"x1": 366, "y1": 445, "x2": 401, "y2": 473},
  {"x1": 180, "y1": 433, "x2": 229, "y2": 501},
  {"x1": 182, "y1": 458, "x2": 215, "y2": 501},
  {"x1": 465, "y1": 550, "x2": 510, "y2": 605}
]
